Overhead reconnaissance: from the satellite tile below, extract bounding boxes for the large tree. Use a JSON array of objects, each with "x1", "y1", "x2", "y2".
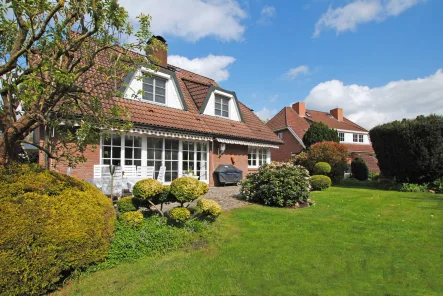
[
  {"x1": 0, "y1": 0, "x2": 161, "y2": 166},
  {"x1": 302, "y1": 121, "x2": 339, "y2": 148}
]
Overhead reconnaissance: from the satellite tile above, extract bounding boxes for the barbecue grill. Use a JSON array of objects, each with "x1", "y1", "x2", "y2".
[{"x1": 214, "y1": 164, "x2": 243, "y2": 185}]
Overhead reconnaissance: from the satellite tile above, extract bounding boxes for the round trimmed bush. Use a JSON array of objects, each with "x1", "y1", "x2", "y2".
[
  {"x1": 310, "y1": 175, "x2": 332, "y2": 191},
  {"x1": 121, "y1": 211, "x2": 144, "y2": 226},
  {"x1": 351, "y1": 157, "x2": 369, "y2": 181},
  {"x1": 197, "y1": 198, "x2": 222, "y2": 217},
  {"x1": 151, "y1": 185, "x2": 173, "y2": 205},
  {"x1": 132, "y1": 179, "x2": 164, "y2": 200},
  {"x1": 0, "y1": 164, "x2": 115, "y2": 296},
  {"x1": 170, "y1": 177, "x2": 206, "y2": 205},
  {"x1": 314, "y1": 162, "x2": 331, "y2": 175},
  {"x1": 240, "y1": 162, "x2": 311, "y2": 207},
  {"x1": 117, "y1": 196, "x2": 138, "y2": 213},
  {"x1": 169, "y1": 207, "x2": 191, "y2": 222}
]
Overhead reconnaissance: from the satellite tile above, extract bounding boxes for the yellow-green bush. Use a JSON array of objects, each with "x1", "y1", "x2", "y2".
[
  {"x1": 170, "y1": 177, "x2": 206, "y2": 205},
  {"x1": 0, "y1": 164, "x2": 115, "y2": 296},
  {"x1": 117, "y1": 196, "x2": 138, "y2": 213},
  {"x1": 169, "y1": 207, "x2": 191, "y2": 222},
  {"x1": 197, "y1": 198, "x2": 222, "y2": 217},
  {"x1": 310, "y1": 175, "x2": 332, "y2": 191},
  {"x1": 120, "y1": 211, "x2": 144, "y2": 226},
  {"x1": 314, "y1": 162, "x2": 331, "y2": 175},
  {"x1": 132, "y1": 179, "x2": 164, "y2": 200}
]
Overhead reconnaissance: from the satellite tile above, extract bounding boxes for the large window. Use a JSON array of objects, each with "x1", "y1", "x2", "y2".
[
  {"x1": 215, "y1": 95, "x2": 229, "y2": 118},
  {"x1": 124, "y1": 135, "x2": 142, "y2": 166},
  {"x1": 102, "y1": 134, "x2": 121, "y2": 165},
  {"x1": 142, "y1": 75, "x2": 166, "y2": 104},
  {"x1": 196, "y1": 142, "x2": 208, "y2": 181},
  {"x1": 164, "y1": 139, "x2": 179, "y2": 182},
  {"x1": 248, "y1": 147, "x2": 268, "y2": 167},
  {"x1": 147, "y1": 137, "x2": 163, "y2": 178},
  {"x1": 353, "y1": 134, "x2": 364, "y2": 143}
]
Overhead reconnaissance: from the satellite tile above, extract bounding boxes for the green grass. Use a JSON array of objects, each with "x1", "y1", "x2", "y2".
[{"x1": 60, "y1": 188, "x2": 443, "y2": 296}]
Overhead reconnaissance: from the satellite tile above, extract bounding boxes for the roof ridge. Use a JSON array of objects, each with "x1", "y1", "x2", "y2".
[{"x1": 169, "y1": 65, "x2": 217, "y2": 84}]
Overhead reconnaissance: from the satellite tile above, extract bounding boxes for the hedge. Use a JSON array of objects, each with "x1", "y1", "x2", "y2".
[{"x1": 351, "y1": 158, "x2": 369, "y2": 181}]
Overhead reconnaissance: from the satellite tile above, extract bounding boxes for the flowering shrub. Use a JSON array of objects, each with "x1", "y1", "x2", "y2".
[
  {"x1": 169, "y1": 207, "x2": 191, "y2": 223},
  {"x1": 240, "y1": 162, "x2": 310, "y2": 207},
  {"x1": 121, "y1": 211, "x2": 144, "y2": 226},
  {"x1": 310, "y1": 175, "x2": 332, "y2": 191},
  {"x1": 197, "y1": 198, "x2": 222, "y2": 217}
]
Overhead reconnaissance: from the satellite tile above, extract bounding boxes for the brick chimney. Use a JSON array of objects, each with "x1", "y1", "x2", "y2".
[
  {"x1": 292, "y1": 102, "x2": 306, "y2": 117},
  {"x1": 330, "y1": 108, "x2": 343, "y2": 121},
  {"x1": 148, "y1": 35, "x2": 168, "y2": 68}
]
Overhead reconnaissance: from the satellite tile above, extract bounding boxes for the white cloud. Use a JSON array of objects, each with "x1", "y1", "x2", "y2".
[
  {"x1": 255, "y1": 107, "x2": 277, "y2": 121},
  {"x1": 304, "y1": 69, "x2": 443, "y2": 129},
  {"x1": 168, "y1": 54, "x2": 236, "y2": 82},
  {"x1": 270, "y1": 94, "x2": 279, "y2": 103},
  {"x1": 284, "y1": 65, "x2": 310, "y2": 80},
  {"x1": 257, "y1": 5, "x2": 276, "y2": 25},
  {"x1": 119, "y1": 0, "x2": 247, "y2": 42},
  {"x1": 313, "y1": 0, "x2": 424, "y2": 37}
]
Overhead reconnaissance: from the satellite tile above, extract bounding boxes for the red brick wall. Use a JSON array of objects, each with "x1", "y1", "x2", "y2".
[{"x1": 271, "y1": 129, "x2": 304, "y2": 162}]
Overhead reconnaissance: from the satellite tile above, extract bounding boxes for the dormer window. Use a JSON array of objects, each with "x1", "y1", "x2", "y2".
[
  {"x1": 143, "y1": 75, "x2": 166, "y2": 104},
  {"x1": 215, "y1": 95, "x2": 229, "y2": 118}
]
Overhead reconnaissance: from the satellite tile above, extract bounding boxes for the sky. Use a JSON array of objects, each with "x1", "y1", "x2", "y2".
[{"x1": 119, "y1": 0, "x2": 443, "y2": 129}]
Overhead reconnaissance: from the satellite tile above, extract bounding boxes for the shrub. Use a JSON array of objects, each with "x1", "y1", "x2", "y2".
[
  {"x1": 399, "y1": 183, "x2": 428, "y2": 192},
  {"x1": 170, "y1": 207, "x2": 191, "y2": 222},
  {"x1": 429, "y1": 176, "x2": 443, "y2": 193},
  {"x1": 240, "y1": 162, "x2": 310, "y2": 207},
  {"x1": 314, "y1": 162, "x2": 331, "y2": 175},
  {"x1": 132, "y1": 179, "x2": 164, "y2": 200},
  {"x1": 307, "y1": 141, "x2": 348, "y2": 182},
  {"x1": 351, "y1": 158, "x2": 369, "y2": 181},
  {"x1": 0, "y1": 164, "x2": 115, "y2": 296},
  {"x1": 302, "y1": 121, "x2": 340, "y2": 148},
  {"x1": 197, "y1": 198, "x2": 222, "y2": 217},
  {"x1": 117, "y1": 196, "x2": 138, "y2": 213},
  {"x1": 120, "y1": 211, "x2": 144, "y2": 226},
  {"x1": 370, "y1": 115, "x2": 443, "y2": 183},
  {"x1": 293, "y1": 151, "x2": 310, "y2": 169},
  {"x1": 310, "y1": 175, "x2": 332, "y2": 191},
  {"x1": 151, "y1": 185, "x2": 173, "y2": 208},
  {"x1": 170, "y1": 177, "x2": 206, "y2": 206}
]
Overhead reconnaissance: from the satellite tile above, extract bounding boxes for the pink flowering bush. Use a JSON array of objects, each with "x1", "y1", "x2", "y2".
[{"x1": 240, "y1": 162, "x2": 311, "y2": 207}]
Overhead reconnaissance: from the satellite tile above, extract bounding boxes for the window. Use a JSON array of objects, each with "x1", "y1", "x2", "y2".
[
  {"x1": 353, "y1": 134, "x2": 364, "y2": 143},
  {"x1": 353, "y1": 134, "x2": 358, "y2": 142},
  {"x1": 142, "y1": 76, "x2": 166, "y2": 104},
  {"x1": 196, "y1": 142, "x2": 208, "y2": 181},
  {"x1": 124, "y1": 135, "x2": 142, "y2": 166},
  {"x1": 102, "y1": 134, "x2": 121, "y2": 165},
  {"x1": 359, "y1": 134, "x2": 364, "y2": 143},
  {"x1": 147, "y1": 137, "x2": 163, "y2": 178},
  {"x1": 182, "y1": 141, "x2": 208, "y2": 180},
  {"x1": 248, "y1": 147, "x2": 268, "y2": 167},
  {"x1": 164, "y1": 139, "x2": 179, "y2": 182},
  {"x1": 339, "y1": 132, "x2": 344, "y2": 142},
  {"x1": 215, "y1": 95, "x2": 229, "y2": 117},
  {"x1": 278, "y1": 132, "x2": 283, "y2": 139}
]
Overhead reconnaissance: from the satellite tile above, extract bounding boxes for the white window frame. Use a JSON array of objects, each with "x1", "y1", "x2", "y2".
[
  {"x1": 278, "y1": 132, "x2": 283, "y2": 139},
  {"x1": 142, "y1": 74, "x2": 167, "y2": 105},
  {"x1": 358, "y1": 134, "x2": 364, "y2": 143},
  {"x1": 124, "y1": 135, "x2": 142, "y2": 166},
  {"x1": 353, "y1": 134, "x2": 358, "y2": 142},
  {"x1": 339, "y1": 132, "x2": 345, "y2": 142},
  {"x1": 215, "y1": 95, "x2": 230, "y2": 118},
  {"x1": 248, "y1": 147, "x2": 270, "y2": 168}
]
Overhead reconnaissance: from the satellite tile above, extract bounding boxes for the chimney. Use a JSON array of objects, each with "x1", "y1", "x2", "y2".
[
  {"x1": 292, "y1": 102, "x2": 306, "y2": 117},
  {"x1": 148, "y1": 35, "x2": 168, "y2": 68},
  {"x1": 330, "y1": 108, "x2": 343, "y2": 121}
]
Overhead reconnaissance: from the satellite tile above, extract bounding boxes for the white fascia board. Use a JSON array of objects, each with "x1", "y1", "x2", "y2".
[
  {"x1": 336, "y1": 128, "x2": 368, "y2": 134},
  {"x1": 287, "y1": 127, "x2": 306, "y2": 149}
]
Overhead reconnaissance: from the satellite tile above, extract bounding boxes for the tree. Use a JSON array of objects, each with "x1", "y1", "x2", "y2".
[
  {"x1": 302, "y1": 122, "x2": 339, "y2": 148},
  {"x1": 369, "y1": 115, "x2": 443, "y2": 183},
  {"x1": 0, "y1": 0, "x2": 163, "y2": 166}
]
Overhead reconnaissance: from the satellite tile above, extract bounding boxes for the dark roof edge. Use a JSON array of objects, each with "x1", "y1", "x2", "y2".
[{"x1": 199, "y1": 85, "x2": 244, "y2": 122}]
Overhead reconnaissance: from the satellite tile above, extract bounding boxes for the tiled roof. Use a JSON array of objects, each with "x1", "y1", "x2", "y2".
[
  {"x1": 89, "y1": 49, "x2": 282, "y2": 145},
  {"x1": 266, "y1": 107, "x2": 310, "y2": 137},
  {"x1": 344, "y1": 144, "x2": 374, "y2": 153},
  {"x1": 305, "y1": 110, "x2": 368, "y2": 132}
]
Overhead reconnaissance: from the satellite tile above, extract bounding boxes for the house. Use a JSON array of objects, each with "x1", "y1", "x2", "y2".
[
  {"x1": 266, "y1": 102, "x2": 379, "y2": 172},
  {"x1": 39, "y1": 36, "x2": 282, "y2": 186}
]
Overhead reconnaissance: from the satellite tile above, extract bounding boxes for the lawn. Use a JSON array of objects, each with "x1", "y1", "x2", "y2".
[{"x1": 60, "y1": 187, "x2": 443, "y2": 295}]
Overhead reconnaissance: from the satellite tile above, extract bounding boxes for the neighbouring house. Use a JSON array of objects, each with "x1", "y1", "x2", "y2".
[
  {"x1": 266, "y1": 102, "x2": 380, "y2": 172},
  {"x1": 37, "y1": 36, "x2": 282, "y2": 186}
]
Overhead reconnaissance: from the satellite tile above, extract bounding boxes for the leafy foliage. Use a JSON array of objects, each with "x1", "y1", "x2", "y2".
[
  {"x1": 310, "y1": 175, "x2": 332, "y2": 191},
  {"x1": 351, "y1": 158, "x2": 369, "y2": 181},
  {"x1": 306, "y1": 142, "x2": 348, "y2": 182},
  {"x1": 240, "y1": 162, "x2": 311, "y2": 207},
  {"x1": 197, "y1": 198, "x2": 222, "y2": 217},
  {"x1": 170, "y1": 177, "x2": 208, "y2": 206},
  {"x1": 117, "y1": 196, "x2": 138, "y2": 214},
  {"x1": 170, "y1": 207, "x2": 191, "y2": 223},
  {"x1": 399, "y1": 183, "x2": 428, "y2": 193},
  {"x1": 302, "y1": 122, "x2": 339, "y2": 148},
  {"x1": 121, "y1": 211, "x2": 144, "y2": 226},
  {"x1": 133, "y1": 179, "x2": 164, "y2": 200},
  {"x1": 314, "y1": 162, "x2": 331, "y2": 175},
  {"x1": 369, "y1": 115, "x2": 443, "y2": 183},
  {"x1": 0, "y1": 164, "x2": 115, "y2": 296},
  {"x1": 429, "y1": 176, "x2": 443, "y2": 193}
]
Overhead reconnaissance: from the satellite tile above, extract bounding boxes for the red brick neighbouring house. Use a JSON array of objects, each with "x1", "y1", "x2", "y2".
[
  {"x1": 39, "y1": 36, "x2": 282, "y2": 186},
  {"x1": 266, "y1": 102, "x2": 380, "y2": 172}
]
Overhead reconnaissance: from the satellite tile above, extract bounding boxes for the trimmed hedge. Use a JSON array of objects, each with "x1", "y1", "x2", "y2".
[
  {"x1": 0, "y1": 164, "x2": 115, "y2": 296},
  {"x1": 370, "y1": 115, "x2": 443, "y2": 183},
  {"x1": 314, "y1": 162, "x2": 331, "y2": 175},
  {"x1": 351, "y1": 158, "x2": 369, "y2": 181},
  {"x1": 311, "y1": 175, "x2": 332, "y2": 191}
]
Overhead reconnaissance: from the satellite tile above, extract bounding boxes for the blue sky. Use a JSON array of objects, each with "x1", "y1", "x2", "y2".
[{"x1": 120, "y1": 0, "x2": 443, "y2": 129}]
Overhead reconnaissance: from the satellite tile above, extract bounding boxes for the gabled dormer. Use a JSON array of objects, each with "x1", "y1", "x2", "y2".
[{"x1": 200, "y1": 86, "x2": 243, "y2": 122}]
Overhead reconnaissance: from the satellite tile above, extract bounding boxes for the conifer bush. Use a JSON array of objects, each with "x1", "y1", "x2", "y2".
[{"x1": 351, "y1": 158, "x2": 369, "y2": 181}]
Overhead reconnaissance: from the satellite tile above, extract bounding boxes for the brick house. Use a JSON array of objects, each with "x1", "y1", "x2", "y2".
[
  {"x1": 39, "y1": 36, "x2": 282, "y2": 186},
  {"x1": 266, "y1": 102, "x2": 379, "y2": 172}
]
